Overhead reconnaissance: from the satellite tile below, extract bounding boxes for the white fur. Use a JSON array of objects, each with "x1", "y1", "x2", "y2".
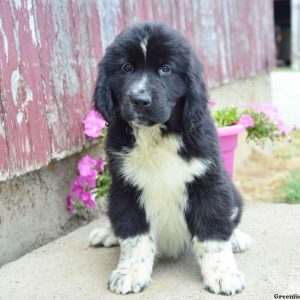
[
  {"x1": 230, "y1": 206, "x2": 239, "y2": 221},
  {"x1": 230, "y1": 228, "x2": 251, "y2": 253},
  {"x1": 115, "y1": 125, "x2": 210, "y2": 257},
  {"x1": 193, "y1": 238, "x2": 245, "y2": 295},
  {"x1": 109, "y1": 234, "x2": 155, "y2": 294},
  {"x1": 89, "y1": 214, "x2": 118, "y2": 247},
  {"x1": 89, "y1": 227, "x2": 118, "y2": 248},
  {"x1": 140, "y1": 37, "x2": 148, "y2": 57},
  {"x1": 132, "y1": 75, "x2": 148, "y2": 95}
]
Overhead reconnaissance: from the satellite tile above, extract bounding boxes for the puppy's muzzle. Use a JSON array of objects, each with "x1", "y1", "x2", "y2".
[{"x1": 130, "y1": 91, "x2": 152, "y2": 110}]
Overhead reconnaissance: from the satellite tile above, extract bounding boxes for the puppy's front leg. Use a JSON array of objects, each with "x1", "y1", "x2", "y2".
[
  {"x1": 192, "y1": 238, "x2": 245, "y2": 295},
  {"x1": 186, "y1": 179, "x2": 246, "y2": 295},
  {"x1": 108, "y1": 234, "x2": 156, "y2": 294}
]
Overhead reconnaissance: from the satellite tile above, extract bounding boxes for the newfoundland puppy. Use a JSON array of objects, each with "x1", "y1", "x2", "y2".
[{"x1": 89, "y1": 22, "x2": 250, "y2": 295}]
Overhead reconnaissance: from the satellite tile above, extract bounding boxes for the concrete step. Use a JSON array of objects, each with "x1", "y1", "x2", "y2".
[{"x1": 0, "y1": 203, "x2": 299, "y2": 300}]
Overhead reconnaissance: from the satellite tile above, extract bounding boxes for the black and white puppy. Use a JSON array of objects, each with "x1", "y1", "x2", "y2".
[{"x1": 89, "y1": 22, "x2": 251, "y2": 295}]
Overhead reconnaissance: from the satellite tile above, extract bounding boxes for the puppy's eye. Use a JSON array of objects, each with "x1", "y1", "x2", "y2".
[
  {"x1": 159, "y1": 65, "x2": 171, "y2": 76},
  {"x1": 122, "y1": 63, "x2": 133, "y2": 73}
]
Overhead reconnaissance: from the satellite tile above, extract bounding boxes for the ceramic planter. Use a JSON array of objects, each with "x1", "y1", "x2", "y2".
[{"x1": 217, "y1": 123, "x2": 245, "y2": 179}]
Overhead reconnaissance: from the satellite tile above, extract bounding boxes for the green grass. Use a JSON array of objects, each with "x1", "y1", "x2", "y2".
[
  {"x1": 273, "y1": 67, "x2": 300, "y2": 72},
  {"x1": 282, "y1": 169, "x2": 300, "y2": 204}
]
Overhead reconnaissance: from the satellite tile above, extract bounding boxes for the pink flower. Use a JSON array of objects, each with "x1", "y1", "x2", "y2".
[
  {"x1": 82, "y1": 175, "x2": 96, "y2": 188},
  {"x1": 251, "y1": 103, "x2": 279, "y2": 120},
  {"x1": 83, "y1": 110, "x2": 106, "y2": 138},
  {"x1": 77, "y1": 155, "x2": 97, "y2": 177},
  {"x1": 71, "y1": 176, "x2": 85, "y2": 198},
  {"x1": 208, "y1": 99, "x2": 217, "y2": 108},
  {"x1": 71, "y1": 175, "x2": 96, "y2": 196},
  {"x1": 81, "y1": 191, "x2": 96, "y2": 208},
  {"x1": 276, "y1": 118, "x2": 290, "y2": 135},
  {"x1": 67, "y1": 195, "x2": 74, "y2": 213},
  {"x1": 239, "y1": 114, "x2": 254, "y2": 128},
  {"x1": 97, "y1": 158, "x2": 105, "y2": 173}
]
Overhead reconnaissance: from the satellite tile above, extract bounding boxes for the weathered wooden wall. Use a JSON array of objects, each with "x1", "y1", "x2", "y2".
[{"x1": 0, "y1": 0, "x2": 275, "y2": 181}]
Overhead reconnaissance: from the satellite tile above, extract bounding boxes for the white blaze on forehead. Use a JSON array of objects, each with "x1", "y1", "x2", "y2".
[{"x1": 140, "y1": 37, "x2": 148, "y2": 58}]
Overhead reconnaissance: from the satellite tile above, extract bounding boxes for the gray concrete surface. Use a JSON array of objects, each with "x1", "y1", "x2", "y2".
[
  {"x1": 0, "y1": 144, "x2": 104, "y2": 266},
  {"x1": 210, "y1": 73, "x2": 271, "y2": 108},
  {"x1": 0, "y1": 203, "x2": 299, "y2": 300}
]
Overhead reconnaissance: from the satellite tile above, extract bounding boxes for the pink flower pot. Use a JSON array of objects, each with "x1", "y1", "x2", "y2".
[{"x1": 217, "y1": 124, "x2": 245, "y2": 179}]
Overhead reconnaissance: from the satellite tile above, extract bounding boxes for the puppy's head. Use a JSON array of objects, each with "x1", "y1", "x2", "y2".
[{"x1": 94, "y1": 22, "x2": 207, "y2": 129}]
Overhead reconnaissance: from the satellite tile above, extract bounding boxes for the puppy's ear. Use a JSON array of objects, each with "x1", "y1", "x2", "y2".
[
  {"x1": 183, "y1": 52, "x2": 208, "y2": 131},
  {"x1": 93, "y1": 61, "x2": 116, "y2": 125}
]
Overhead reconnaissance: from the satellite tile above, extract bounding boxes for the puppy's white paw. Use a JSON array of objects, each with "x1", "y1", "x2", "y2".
[
  {"x1": 193, "y1": 239, "x2": 245, "y2": 296},
  {"x1": 89, "y1": 227, "x2": 118, "y2": 247},
  {"x1": 204, "y1": 269, "x2": 245, "y2": 295},
  {"x1": 108, "y1": 267, "x2": 151, "y2": 294},
  {"x1": 230, "y1": 229, "x2": 251, "y2": 253}
]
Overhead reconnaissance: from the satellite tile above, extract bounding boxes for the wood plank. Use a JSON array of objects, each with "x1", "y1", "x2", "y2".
[
  {"x1": 0, "y1": 0, "x2": 51, "y2": 178},
  {"x1": 35, "y1": 1, "x2": 84, "y2": 158},
  {"x1": 0, "y1": 46, "x2": 9, "y2": 179},
  {"x1": 0, "y1": 5, "x2": 9, "y2": 180},
  {"x1": 0, "y1": 1, "x2": 32, "y2": 177},
  {"x1": 13, "y1": 0, "x2": 51, "y2": 168}
]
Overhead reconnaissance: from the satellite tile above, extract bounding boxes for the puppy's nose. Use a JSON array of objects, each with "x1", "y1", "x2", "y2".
[{"x1": 130, "y1": 95, "x2": 152, "y2": 108}]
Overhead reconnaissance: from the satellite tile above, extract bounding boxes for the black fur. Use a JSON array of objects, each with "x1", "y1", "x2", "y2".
[{"x1": 94, "y1": 22, "x2": 243, "y2": 243}]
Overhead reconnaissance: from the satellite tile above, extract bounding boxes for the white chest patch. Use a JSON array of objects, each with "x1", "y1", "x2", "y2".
[{"x1": 116, "y1": 125, "x2": 210, "y2": 258}]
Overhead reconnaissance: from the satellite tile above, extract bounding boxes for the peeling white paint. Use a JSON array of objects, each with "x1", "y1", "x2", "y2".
[
  {"x1": 0, "y1": 119, "x2": 6, "y2": 139},
  {"x1": 25, "y1": 138, "x2": 31, "y2": 154},
  {"x1": 16, "y1": 111, "x2": 24, "y2": 125},
  {"x1": 28, "y1": 7, "x2": 37, "y2": 45},
  {"x1": 9, "y1": 0, "x2": 21, "y2": 62},
  {"x1": 97, "y1": 0, "x2": 120, "y2": 50},
  {"x1": 11, "y1": 69, "x2": 21, "y2": 105},
  {"x1": 46, "y1": 103, "x2": 59, "y2": 126},
  {"x1": 13, "y1": 0, "x2": 22, "y2": 9},
  {"x1": 11, "y1": 69, "x2": 33, "y2": 106},
  {"x1": 0, "y1": 18, "x2": 8, "y2": 63},
  {"x1": 27, "y1": 0, "x2": 41, "y2": 46},
  {"x1": 50, "y1": 1, "x2": 80, "y2": 100},
  {"x1": 74, "y1": 2, "x2": 96, "y2": 98}
]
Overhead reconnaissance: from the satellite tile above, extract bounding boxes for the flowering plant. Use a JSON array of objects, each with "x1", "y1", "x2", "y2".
[
  {"x1": 67, "y1": 101, "x2": 291, "y2": 212},
  {"x1": 67, "y1": 110, "x2": 110, "y2": 213},
  {"x1": 211, "y1": 100, "x2": 291, "y2": 144}
]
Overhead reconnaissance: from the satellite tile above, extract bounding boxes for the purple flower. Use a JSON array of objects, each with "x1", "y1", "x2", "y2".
[
  {"x1": 71, "y1": 176, "x2": 85, "y2": 198},
  {"x1": 81, "y1": 191, "x2": 96, "y2": 208},
  {"x1": 67, "y1": 154, "x2": 104, "y2": 212},
  {"x1": 239, "y1": 114, "x2": 254, "y2": 128},
  {"x1": 71, "y1": 174, "x2": 96, "y2": 196},
  {"x1": 77, "y1": 155, "x2": 97, "y2": 177},
  {"x1": 82, "y1": 175, "x2": 96, "y2": 188},
  {"x1": 208, "y1": 99, "x2": 217, "y2": 108},
  {"x1": 67, "y1": 195, "x2": 74, "y2": 213},
  {"x1": 97, "y1": 158, "x2": 105, "y2": 173},
  {"x1": 83, "y1": 110, "x2": 106, "y2": 138}
]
